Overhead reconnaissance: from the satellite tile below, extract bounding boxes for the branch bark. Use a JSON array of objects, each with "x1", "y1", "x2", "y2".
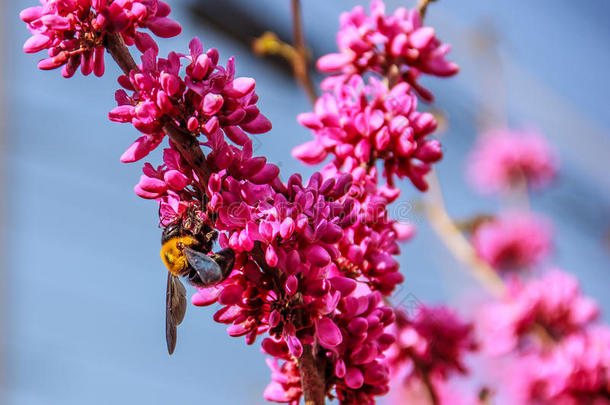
[
  {"x1": 417, "y1": 0, "x2": 437, "y2": 20},
  {"x1": 290, "y1": 0, "x2": 317, "y2": 104},
  {"x1": 296, "y1": 344, "x2": 326, "y2": 405}
]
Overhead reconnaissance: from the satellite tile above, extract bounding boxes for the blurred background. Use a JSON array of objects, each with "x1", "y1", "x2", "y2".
[{"x1": 1, "y1": 0, "x2": 609, "y2": 404}]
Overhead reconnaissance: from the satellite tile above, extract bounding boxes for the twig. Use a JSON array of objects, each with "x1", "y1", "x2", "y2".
[
  {"x1": 290, "y1": 0, "x2": 318, "y2": 104},
  {"x1": 424, "y1": 171, "x2": 506, "y2": 297},
  {"x1": 104, "y1": 34, "x2": 212, "y2": 190},
  {"x1": 417, "y1": 0, "x2": 437, "y2": 20}
]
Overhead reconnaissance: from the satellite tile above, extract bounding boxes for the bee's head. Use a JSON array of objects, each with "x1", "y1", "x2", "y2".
[{"x1": 161, "y1": 222, "x2": 184, "y2": 244}]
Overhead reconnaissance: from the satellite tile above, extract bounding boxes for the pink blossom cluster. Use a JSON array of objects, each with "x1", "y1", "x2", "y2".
[
  {"x1": 468, "y1": 128, "x2": 558, "y2": 195},
  {"x1": 476, "y1": 270, "x2": 609, "y2": 404},
  {"x1": 478, "y1": 270, "x2": 599, "y2": 356},
  {"x1": 21, "y1": 0, "x2": 181, "y2": 77},
  {"x1": 190, "y1": 168, "x2": 403, "y2": 403},
  {"x1": 387, "y1": 306, "x2": 477, "y2": 393},
  {"x1": 295, "y1": 1, "x2": 458, "y2": 194},
  {"x1": 110, "y1": 38, "x2": 271, "y2": 164},
  {"x1": 104, "y1": 32, "x2": 402, "y2": 405},
  {"x1": 294, "y1": 75, "x2": 441, "y2": 191},
  {"x1": 317, "y1": 0, "x2": 458, "y2": 101},
  {"x1": 472, "y1": 212, "x2": 552, "y2": 273}
]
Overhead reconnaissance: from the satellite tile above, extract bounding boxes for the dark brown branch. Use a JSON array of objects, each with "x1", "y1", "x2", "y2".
[
  {"x1": 290, "y1": 0, "x2": 318, "y2": 104},
  {"x1": 104, "y1": 33, "x2": 211, "y2": 189},
  {"x1": 104, "y1": 33, "x2": 137, "y2": 75},
  {"x1": 296, "y1": 344, "x2": 326, "y2": 405}
]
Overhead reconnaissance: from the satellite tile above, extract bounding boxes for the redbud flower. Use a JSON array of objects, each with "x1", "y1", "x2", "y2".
[
  {"x1": 20, "y1": 0, "x2": 181, "y2": 77},
  {"x1": 472, "y1": 212, "x2": 552, "y2": 273},
  {"x1": 294, "y1": 75, "x2": 441, "y2": 191},
  {"x1": 133, "y1": 147, "x2": 199, "y2": 225},
  {"x1": 478, "y1": 270, "x2": 599, "y2": 356},
  {"x1": 467, "y1": 128, "x2": 558, "y2": 195},
  {"x1": 109, "y1": 38, "x2": 272, "y2": 164},
  {"x1": 317, "y1": 0, "x2": 458, "y2": 101},
  {"x1": 321, "y1": 163, "x2": 406, "y2": 295}
]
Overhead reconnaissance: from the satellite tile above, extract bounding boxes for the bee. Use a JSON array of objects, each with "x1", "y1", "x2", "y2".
[{"x1": 160, "y1": 218, "x2": 235, "y2": 354}]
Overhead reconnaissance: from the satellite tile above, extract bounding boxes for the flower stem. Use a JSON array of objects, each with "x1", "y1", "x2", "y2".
[
  {"x1": 104, "y1": 33, "x2": 212, "y2": 190},
  {"x1": 290, "y1": 0, "x2": 318, "y2": 104}
]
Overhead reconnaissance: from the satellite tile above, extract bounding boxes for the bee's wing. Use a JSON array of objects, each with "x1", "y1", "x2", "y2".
[
  {"x1": 211, "y1": 248, "x2": 235, "y2": 279},
  {"x1": 166, "y1": 273, "x2": 186, "y2": 355},
  {"x1": 184, "y1": 247, "x2": 222, "y2": 286}
]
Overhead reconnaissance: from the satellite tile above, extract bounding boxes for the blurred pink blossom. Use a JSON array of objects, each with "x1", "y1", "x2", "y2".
[
  {"x1": 472, "y1": 212, "x2": 552, "y2": 273},
  {"x1": 478, "y1": 270, "x2": 599, "y2": 356},
  {"x1": 508, "y1": 327, "x2": 610, "y2": 404},
  {"x1": 467, "y1": 128, "x2": 558, "y2": 195},
  {"x1": 387, "y1": 306, "x2": 477, "y2": 392}
]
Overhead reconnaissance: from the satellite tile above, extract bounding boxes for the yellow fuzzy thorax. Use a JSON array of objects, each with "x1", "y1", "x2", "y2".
[{"x1": 160, "y1": 235, "x2": 199, "y2": 276}]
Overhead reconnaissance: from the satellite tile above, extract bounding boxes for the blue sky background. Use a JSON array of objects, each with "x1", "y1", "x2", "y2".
[{"x1": 2, "y1": 0, "x2": 609, "y2": 404}]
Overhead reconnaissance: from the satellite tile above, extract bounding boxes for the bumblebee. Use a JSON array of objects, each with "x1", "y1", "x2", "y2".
[{"x1": 160, "y1": 219, "x2": 235, "y2": 354}]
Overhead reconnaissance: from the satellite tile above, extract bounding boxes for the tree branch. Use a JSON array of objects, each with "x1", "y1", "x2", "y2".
[
  {"x1": 290, "y1": 0, "x2": 317, "y2": 104},
  {"x1": 417, "y1": 0, "x2": 438, "y2": 20},
  {"x1": 424, "y1": 171, "x2": 506, "y2": 297},
  {"x1": 296, "y1": 343, "x2": 326, "y2": 405}
]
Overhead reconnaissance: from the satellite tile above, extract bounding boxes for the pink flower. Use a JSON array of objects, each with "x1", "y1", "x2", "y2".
[
  {"x1": 318, "y1": 0, "x2": 458, "y2": 101},
  {"x1": 321, "y1": 163, "x2": 406, "y2": 295},
  {"x1": 133, "y1": 148, "x2": 197, "y2": 225},
  {"x1": 467, "y1": 128, "x2": 558, "y2": 195},
  {"x1": 20, "y1": 0, "x2": 181, "y2": 77},
  {"x1": 478, "y1": 270, "x2": 600, "y2": 356},
  {"x1": 472, "y1": 212, "x2": 552, "y2": 272},
  {"x1": 294, "y1": 75, "x2": 441, "y2": 191},
  {"x1": 109, "y1": 38, "x2": 272, "y2": 164}
]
